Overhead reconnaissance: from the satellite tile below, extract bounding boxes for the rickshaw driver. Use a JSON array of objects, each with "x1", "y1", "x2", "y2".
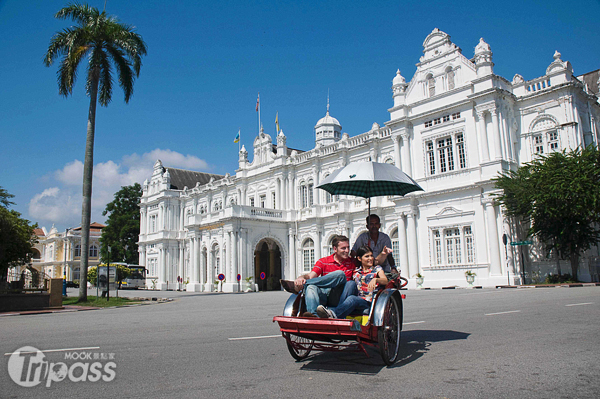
[
  {"x1": 280, "y1": 235, "x2": 356, "y2": 317},
  {"x1": 351, "y1": 214, "x2": 397, "y2": 273}
]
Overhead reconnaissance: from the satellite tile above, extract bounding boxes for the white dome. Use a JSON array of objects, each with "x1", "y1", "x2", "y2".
[
  {"x1": 393, "y1": 69, "x2": 406, "y2": 86},
  {"x1": 315, "y1": 111, "x2": 341, "y2": 128}
]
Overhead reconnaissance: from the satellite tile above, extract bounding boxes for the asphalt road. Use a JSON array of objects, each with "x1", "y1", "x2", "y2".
[{"x1": 2, "y1": 287, "x2": 599, "y2": 398}]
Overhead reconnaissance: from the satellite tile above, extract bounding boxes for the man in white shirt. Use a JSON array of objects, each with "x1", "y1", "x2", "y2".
[{"x1": 351, "y1": 214, "x2": 396, "y2": 273}]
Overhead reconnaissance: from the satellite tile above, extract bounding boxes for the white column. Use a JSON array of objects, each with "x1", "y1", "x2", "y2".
[
  {"x1": 315, "y1": 231, "x2": 321, "y2": 262},
  {"x1": 282, "y1": 176, "x2": 287, "y2": 210},
  {"x1": 401, "y1": 134, "x2": 412, "y2": 176},
  {"x1": 406, "y1": 211, "x2": 419, "y2": 278},
  {"x1": 484, "y1": 200, "x2": 502, "y2": 276},
  {"x1": 397, "y1": 213, "x2": 409, "y2": 278},
  {"x1": 478, "y1": 111, "x2": 490, "y2": 162},
  {"x1": 232, "y1": 230, "x2": 238, "y2": 284},
  {"x1": 227, "y1": 231, "x2": 233, "y2": 281},
  {"x1": 392, "y1": 135, "x2": 401, "y2": 169},
  {"x1": 288, "y1": 229, "x2": 295, "y2": 280},
  {"x1": 491, "y1": 109, "x2": 502, "y2": 160}
]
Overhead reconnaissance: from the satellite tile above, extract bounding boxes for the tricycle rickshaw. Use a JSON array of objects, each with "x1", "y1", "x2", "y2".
[{"x1": 273, "y1": 273, "x2": 408, "y2": 366}]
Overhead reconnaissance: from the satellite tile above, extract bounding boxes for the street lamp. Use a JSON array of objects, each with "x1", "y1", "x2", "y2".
[
  {"x1": 502, "y1": 233, "x2": 510, "y2": 286},
  {"x1": 62, "y1": 228, "x2": 70, "y2": 296}
]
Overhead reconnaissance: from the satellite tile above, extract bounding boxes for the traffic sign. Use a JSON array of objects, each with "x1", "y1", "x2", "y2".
[{"x1": 510, "y1": 240, "x2": 533, "y2": 246}]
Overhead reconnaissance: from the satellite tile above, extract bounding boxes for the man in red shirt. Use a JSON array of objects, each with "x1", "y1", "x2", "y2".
[{"x1": 280, "y1": 235, "x2": 357, "y2": 317}]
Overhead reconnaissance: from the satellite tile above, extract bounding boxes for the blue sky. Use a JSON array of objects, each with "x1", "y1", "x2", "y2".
[{"x1": 1, "y1": 0, "x2": 599, "y2": 233}]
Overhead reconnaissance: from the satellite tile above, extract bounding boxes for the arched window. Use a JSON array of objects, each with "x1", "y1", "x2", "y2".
[
  {"x1": 74, "y1": 244, "x2": 81, "y2": 257},
  {"x1": 300, "y1": 182, "x2": 308, "y2": 208},
  {"x1": 427, "y1": 74, "x2": 435, "y2": 97},
  {"x1": 302, "y1": 238, "x2": 315, "y2": 272},
  {"x1": 391, "y1": 228, "x2": 400, "y2": 267},
  {"x1": 89, "y1": 245, "x2": 98, "y2": 258}
]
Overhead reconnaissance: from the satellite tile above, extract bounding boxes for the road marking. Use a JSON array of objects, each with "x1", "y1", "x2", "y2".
[
  {"x1": 565, "y1": 302, "x2": 593, "y2": 307},
  {"x1": 228, "y1": 335, "x2": 281, "y2": 341},
  {"x1": 403, "y1": 321, "x2": 426, "y2": 325},
  {"x1": 485, "y1": 310, "x2": 521, "y2": 316},
  {"x1": 4, "y1": 346, "x2": 100, "y2": 356}
]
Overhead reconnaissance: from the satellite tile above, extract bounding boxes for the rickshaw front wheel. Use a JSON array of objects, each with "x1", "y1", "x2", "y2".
[
  {"x1": 284, "y1": 332, "x2": 314, "y2": 361},
  {"x1": 378, "y1": 296, "x2": 401, "y2": 366}
]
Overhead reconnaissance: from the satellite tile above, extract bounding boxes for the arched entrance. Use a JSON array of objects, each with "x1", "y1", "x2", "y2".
[{"x1": 254, "y1": 239, "x2": 282, "y2": 291}]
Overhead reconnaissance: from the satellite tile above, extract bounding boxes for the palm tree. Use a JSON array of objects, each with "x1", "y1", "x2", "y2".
[{"x1": 44, "y1": 3, "x2": 147, "y2": 301}]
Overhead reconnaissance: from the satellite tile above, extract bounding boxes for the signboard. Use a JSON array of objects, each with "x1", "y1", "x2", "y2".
[
  {"x1": 510, "y1": 240, "x2": 533, "y2": 246},
  {"x1": 218, "y1": 273, "x2": 225, "y2": 281},
  {"x1": 98, "y1": 266, "x2": 116, "y2": 291},
  {"x1": 260, "y1": 272, "x2": 266, "y2": 280},
  {"x1": 236, "y1": 274, "x2": 241, "y2": 281}
]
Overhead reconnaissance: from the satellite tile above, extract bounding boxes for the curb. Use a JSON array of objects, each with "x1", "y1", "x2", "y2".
[
  {"x1": 496, "y1": 283, "x2": 600, "y2": 289},
  {"x1": 0, "y1": 298, "x2": 174, "y2": 317}
]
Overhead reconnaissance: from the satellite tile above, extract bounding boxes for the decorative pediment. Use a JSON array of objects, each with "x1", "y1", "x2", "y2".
[{"x1": 427, "y1": 206, "x2": 475, "y2": 221}]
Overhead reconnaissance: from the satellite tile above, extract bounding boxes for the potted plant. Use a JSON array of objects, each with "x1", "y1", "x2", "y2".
[
  {"x1": 465, "y1": 270, "x2": 476, "y2": 285},
  {"x1": 413, "y1": 273, "x2": 424, "y2": 287},
  {"x1": 213, "y1": 280, "x2": 220, "y2": 291},
  {"x1": 244, "y1": 276, "x2": 254, "y2": 292}
]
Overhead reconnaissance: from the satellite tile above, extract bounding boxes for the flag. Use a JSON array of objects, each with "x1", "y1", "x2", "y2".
[
  {"x1": 275, "y1": 112, "x2": 279, "y2": 133},
  {"x1": 234, "y1": 129, "x2": 240, "y2": 143},
  {"x1": 256, "y1": 93, "x2": 260, "y2": 112}
]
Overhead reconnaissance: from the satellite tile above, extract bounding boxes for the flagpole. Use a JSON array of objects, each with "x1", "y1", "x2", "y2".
[{"x1": 238, "y1": 128, "x2": 241, "y2": 152}]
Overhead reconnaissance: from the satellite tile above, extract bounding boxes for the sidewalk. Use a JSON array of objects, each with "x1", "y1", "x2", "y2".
[{"x1": 0, "y1": 305, "x2": 101, "y2": 317}]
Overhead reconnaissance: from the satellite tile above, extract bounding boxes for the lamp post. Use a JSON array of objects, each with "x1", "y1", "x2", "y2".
[
  {"x1": 502, "y1": 233, "x2": 509, "y2": 286},
  {"x1": 62, "y1": 228, "x2": 70, "y2": 296}
]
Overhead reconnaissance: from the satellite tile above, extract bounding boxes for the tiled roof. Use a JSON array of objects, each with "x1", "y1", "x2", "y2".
[
  {"x1": 579, "y1": 69, "x2": 599, "y2": 96},
  {"x1": 165, "y1": 167, "x2": 225, "y2": 190},
  {"x1": 72, "y1": 222, "x2": 105, "y2": 231},
  {"x1": 33, "y1": 228, "x2": 45, "y2": 236}
]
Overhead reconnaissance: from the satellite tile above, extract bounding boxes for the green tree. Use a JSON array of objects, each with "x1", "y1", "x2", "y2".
[
  {"x1": 100, "y1": 183, "x2": 142, "y2": 265},
  {"x1": 494, "y1": 146, "x2": 600, "y2": 281},
  {"x1": 0, "y1": 187, "x2": 37, "y2": 289},
  {"x1": 44, "y1": 3, "x2": 147, "y2": 301}
]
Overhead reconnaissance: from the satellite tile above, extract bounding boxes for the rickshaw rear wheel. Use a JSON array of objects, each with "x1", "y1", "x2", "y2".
[
  {"x1": 284, "y1": 333, "x2": 314, "y2": 361},
  {"x1": 378, "y1": 296, "x2": 401, "y2": 366}
]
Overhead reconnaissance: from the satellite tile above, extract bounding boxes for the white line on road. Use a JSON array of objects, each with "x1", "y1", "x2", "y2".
[
  {"x1": 485, "y1": 310, "x2": 521, "y2": 316},
  {"x1": 228, "y1": 335, "x2": 281, "y2": 341},
  {"x1": 565, "y1": 302, "x2": 593, "y2": 307},
  {"x1": 4, "y1": 346, "x2": 100, "y2": 356},
  {"x1": 403, "y1": 321, "x2": 426, "y2": 325}
]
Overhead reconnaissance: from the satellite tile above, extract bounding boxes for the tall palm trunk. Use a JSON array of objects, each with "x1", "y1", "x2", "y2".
[{"x1": 78, "y1": 68, "x2": 99, "y2": 302}]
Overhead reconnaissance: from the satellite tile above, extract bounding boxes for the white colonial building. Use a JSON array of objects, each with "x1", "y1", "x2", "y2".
[{"x1": 139, "y1": 29, "x2": 600, "y2": 291}]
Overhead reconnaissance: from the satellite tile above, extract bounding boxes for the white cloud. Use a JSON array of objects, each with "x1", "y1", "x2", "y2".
[
  {"x1": 29, "y1": 149, "x2": 209, "y2": 229},
  {"x1": 123, "y1": 148, "x2": 209, "y2": 171}
]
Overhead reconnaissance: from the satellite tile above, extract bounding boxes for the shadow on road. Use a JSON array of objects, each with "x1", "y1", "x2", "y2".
[{"x1": 297, "y1": 329, "x2": 470, "y2": 374}]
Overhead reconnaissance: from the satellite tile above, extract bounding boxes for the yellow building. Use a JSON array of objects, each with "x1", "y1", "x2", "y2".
[{"x1": 32, "y1": 223, "x2": 105, "y2": 283}]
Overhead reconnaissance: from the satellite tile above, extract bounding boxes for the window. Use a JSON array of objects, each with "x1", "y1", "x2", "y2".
[
  {"x1": 431, "y1": 226, "x2": 474, "y2": 266},
  {"x1": 391, "y1": 229, "x2": 400, "y2": 266},
  {"x1": 74, "y1": 244, "x2": 81, "y2": 257},
  {"x1": 447, "y1": 69, "x2": 455, "y2": 90},
  {"x1": 249, "y1": 197, "x2": 255, "y2": 207},
  {"x1": 260, "y1": 195, "x2": 266, "y2": 208},
  {"x1": 425, "y1": 132, "x2": 466, "y2": 175},
  {"x1": 427, "y1": 141, "x2": 435, "y2": 175},
  {"x1": 302, "y1": 239, "x2": 315, "y2": 273},
  {"x1": 437, "y1": 137, "x2": 454, "y2": 173},
  {"x1": 548, "y1": 131, "x2": 559, "y2": 151},
  {"x1": 150, "y1": 214, "x2": 157, "y2": 232},
  {"x1": 534, "y1": 135, "x2": 544, "y2": 154},
  {"x1": 89, "y1": 245, "x2": 98, "y2": 258},
  {"x1": 308, "y1": 180, "x2": 314, "y2": 206},
  {"x1": 427, "y1": 74, "x2": 435, "y2": 97},
  {"x1": 300, "y1": 183, "x2": 307, "y2": 208},
  {"x1": 464, "y1": 226, "x2": 474, "y2": 263},
  {"x1": 457, "y1": 134, "x2": 466, "y2": 169},
  {"x1": 433, "y1": 230, "x2": 442, "y2": 265},
  {"x1": 434, "y1": 117, "x2": 441, "y2": 125},
  {"x1": 443, "y1": 115, "x2": 450, "y2": 123},
  {"x1": 425, "y1": 120, "x2": 433, "y2": 128},
  {"x1": 452, "y1": 112, "x2": 461, "y2": 120}
]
